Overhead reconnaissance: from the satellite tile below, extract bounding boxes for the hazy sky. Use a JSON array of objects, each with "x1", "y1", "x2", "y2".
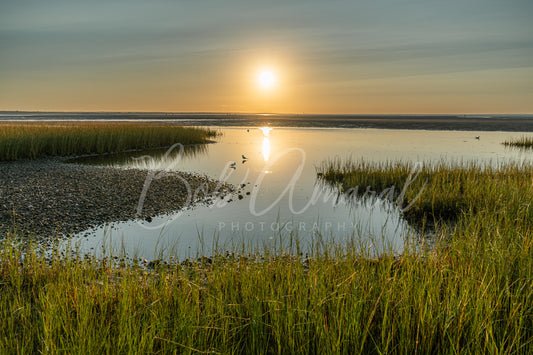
[{"x1": 1, "y1": 0, "x2": 532, "y2": 113}]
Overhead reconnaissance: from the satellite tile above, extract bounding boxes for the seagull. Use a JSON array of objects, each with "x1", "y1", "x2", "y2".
[
  {"x1": 242, "y1": 154, "x2": 247, "y2": 160},
  {"x1": 475, "y1": 136, "x2": 480, "y2": 140}
]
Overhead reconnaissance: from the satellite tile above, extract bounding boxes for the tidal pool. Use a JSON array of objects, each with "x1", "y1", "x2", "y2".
[{"x1": 64, "y1": 127, "x2": 531, "y2": 260}]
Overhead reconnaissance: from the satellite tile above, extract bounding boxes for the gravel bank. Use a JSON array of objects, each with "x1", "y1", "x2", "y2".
[{"x1": 0, "y1": 159, "x2": 233, "y2": 240}]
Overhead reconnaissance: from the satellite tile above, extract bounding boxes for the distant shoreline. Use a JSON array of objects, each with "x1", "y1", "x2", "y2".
[{"x1": 2, "y1": 112, "x2": 533, "y2": 132}]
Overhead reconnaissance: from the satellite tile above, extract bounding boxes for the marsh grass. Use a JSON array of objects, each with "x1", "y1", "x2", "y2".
[
  {"x1": 1, "y1": 228, "x2": 532, "y2": 354},
  {"x1": 318, "y1": 159, "x2": 533, "y2": 230},
  {"x1": 0, "y1": 122, "x2": 218, "y2": 161},
  {"x1": 313, "y1": 159, "x2": 533, "y2": 352},
  {"x1": 502, "y1": 136, "x2": 533, "y2": 149}
]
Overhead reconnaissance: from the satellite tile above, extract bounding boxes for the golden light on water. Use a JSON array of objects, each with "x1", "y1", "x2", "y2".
[
  {"x1": 260, "y1": 126, "x2": 272, "y2": 137},
  {"x1": 260, "y1": 127, "x2": 272, "y2": 161},
  {"x1": 262, "y1": 137, "x2": 270, "y2": 162}
]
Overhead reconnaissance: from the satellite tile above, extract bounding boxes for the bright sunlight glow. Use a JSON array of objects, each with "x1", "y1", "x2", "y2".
[{"x1": 257, "y1": 69, "x2": 276, "y2": 90}]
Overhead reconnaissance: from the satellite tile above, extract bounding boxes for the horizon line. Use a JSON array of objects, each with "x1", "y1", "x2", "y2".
[{"x1": 1, "y1": 110, "x2": 533, "y2": 116}]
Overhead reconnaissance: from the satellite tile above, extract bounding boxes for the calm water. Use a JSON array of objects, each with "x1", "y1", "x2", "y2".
[{"x1": 64, "y1": 127, "x2": 531, "y2": 260}]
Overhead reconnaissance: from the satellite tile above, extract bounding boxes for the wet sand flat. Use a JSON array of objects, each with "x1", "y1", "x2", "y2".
[{"x1": 2, "y1": 112, "x2": 533, "y2": 131}]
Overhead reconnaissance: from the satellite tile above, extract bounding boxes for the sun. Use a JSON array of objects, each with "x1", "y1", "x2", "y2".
[{"x1": 257, "y1": 69, "x2": 277, "y2": 90}]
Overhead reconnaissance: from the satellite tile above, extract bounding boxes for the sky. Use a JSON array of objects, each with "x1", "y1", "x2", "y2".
[{"x1": 1, "y1": 0, "x2": 532, "y2": 114}]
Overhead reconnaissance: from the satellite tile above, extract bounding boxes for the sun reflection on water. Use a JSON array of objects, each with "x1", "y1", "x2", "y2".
[
  {"x1": 260, "y1": 126, "x2": 272, "y2": 137},
  {"x1": 260, "y1": 127, "x2": 272, "y2": 162},
  {"x1": 262, "y1": 137, "x2": 270, "y2": 162}
]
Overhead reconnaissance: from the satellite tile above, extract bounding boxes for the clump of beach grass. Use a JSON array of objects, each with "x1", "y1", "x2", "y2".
[
  {"x1": 502, "y1": 136, "x2": 533, "y2": 149},
  {"x1": 0, "y1": 122, "x2": 218, "y2": 161},
  {"x1": 318, "y1": 158, "x2": 533, "y2": 230}
]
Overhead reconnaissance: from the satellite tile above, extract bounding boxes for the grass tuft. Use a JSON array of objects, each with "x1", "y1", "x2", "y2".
[{"x1": 502, "y1": 136, "x2": 533, "y2": 149}]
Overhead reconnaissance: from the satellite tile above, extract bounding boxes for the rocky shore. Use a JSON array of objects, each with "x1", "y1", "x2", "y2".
[{"x1": 0, "y1": 158, "x2": 233, "y2": 240}]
